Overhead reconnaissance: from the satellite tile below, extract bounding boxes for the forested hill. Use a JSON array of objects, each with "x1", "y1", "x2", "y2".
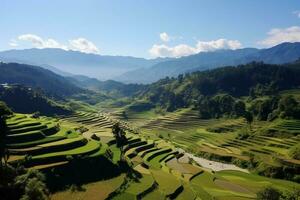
[
  {"x1": 0, "y1": 62, "x2": 83, "y2": 97},
  {"x1": 139, "y1": 61, "x2": 300, "y2": 111},
  {"x1": 0, "y1": 84, "x2": 71, "y2": 115}
]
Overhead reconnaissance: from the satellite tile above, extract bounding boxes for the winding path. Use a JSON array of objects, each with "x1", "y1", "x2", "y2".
[{"x1": 185, "y1": 153, "x2": 249, "y2": 173}]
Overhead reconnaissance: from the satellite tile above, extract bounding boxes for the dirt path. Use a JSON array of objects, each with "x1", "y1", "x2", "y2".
[{"x1": 185, "y1": 153, "x2": 249, "y2": 173}]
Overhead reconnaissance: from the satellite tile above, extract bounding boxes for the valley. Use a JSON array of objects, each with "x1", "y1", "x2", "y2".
[
  {"x1": 5, "y1": 109, "x2": 300, "y2": 200},
  {"x1": 2, "y1": 2, "x2": 300, "y2": 198},
  {"x1": 1, "y1": 59, "x2": 300, "y2": 200}
]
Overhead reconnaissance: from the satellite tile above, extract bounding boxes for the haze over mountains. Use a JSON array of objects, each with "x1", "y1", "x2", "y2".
[
  {"x1": 116, "y1": 42, "x2": 300, "y2": 83},
  {"x1": 1, "y1": 42, "x2": 300, "y2": 84},
  {"x1": 0, "y1": 48, "x2": 168, "y2": 80}
]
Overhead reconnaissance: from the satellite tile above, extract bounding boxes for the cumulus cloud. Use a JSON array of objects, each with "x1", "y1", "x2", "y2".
[
  {"x1": 12, "y1": 34, "x2": 100, "y2": 54},
  {"x1": 160, "y1": 32, "x2": 170, "y2": 42},
  {"x1": 69, "y1": 38, "x2": 99, "y2": 54},
  {"x1": 196, "y1": 39, "x2": 241, "y2": 52},
  {"x1": 149, "y1": 38, "x2": 242, "y2": 58},
  {"x1": 18, "y1": 34, "x2": 68, "y2": 50},
  {"x1": 259, "y1": 26, "x2": 300, "y2": 47}
]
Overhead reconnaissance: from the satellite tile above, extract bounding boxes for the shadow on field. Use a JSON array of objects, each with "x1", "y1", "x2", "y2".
[{"x1": 41, "y1": 156, "x2": 126, "y2": 192}]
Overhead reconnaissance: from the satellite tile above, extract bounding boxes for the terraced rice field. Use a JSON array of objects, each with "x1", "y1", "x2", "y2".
[
  {"x1": 6, "y1": 113, "x2": 106, "y2": 169},
  {"x1": 117, "y1": 107, "x2": 300, "y2": 170},
  {"x1": 7, "y1": 111, "x2": 300, "y2": 199},
  {"x1": 108, "y1": 132, "x2": 299, "y2": 199}
]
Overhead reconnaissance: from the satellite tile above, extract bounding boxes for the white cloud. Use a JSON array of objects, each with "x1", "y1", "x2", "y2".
[
  {"x1": 160, "y1": 32, "x2": 170, "y2": 42},
  {"x1": 149, "y1": 38, "x2": 242, "y2": 58},
  {"x1": 293, "y1": 11, "x2": 300, "y2": 18},
  {"x1": 69, "y1": 38, "x2": 100, "y2": 54},
  {"x1": 13, "y1": 34, "x2": 100, "y2": 54},
  {"x1": 18, "y1": 34, "x2": 68, "y2": 50},
  {"x1": 259, "y1": 26, "x2": 300, "y2": 47},
  {"x1": 9, "y1": 39, "x2": 18, "y2": 47},
  {"x1": 196, "y1": 39, "x2": 241, "y2": 52}
]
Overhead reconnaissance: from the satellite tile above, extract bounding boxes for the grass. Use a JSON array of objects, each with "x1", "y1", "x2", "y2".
[
  {"x1": 150, "y1": 169, "x2": 182, "y2": 197},
  {"x1": 217, "y1": 170, "x2": 300, "y2": 193},
  {"x1": 110, "y1": 144, "x2": 121, "y2": 164},
  {"x1": 51, "y1": 174, "x2": 126, "y2": 200},
  {"x1": 33, "y1": 140, "x2": 100, "y2": 159},
  {"x1": 122, "y1": 174, "x2": 155, "y2": 198}
]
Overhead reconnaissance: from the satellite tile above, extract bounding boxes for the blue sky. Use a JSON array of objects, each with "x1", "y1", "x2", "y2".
[{"x1": 1, "y1": 0, "x2": 300, "y2": 58}]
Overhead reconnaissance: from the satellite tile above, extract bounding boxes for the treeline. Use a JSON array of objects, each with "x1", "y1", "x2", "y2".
[
  {"x1": 196, "y1": 93, "x2": 300, "y2": 121},
  {"x1": 139, "y1": 62, "x2": 300, "y2": 119},
  {"x1": 0, "y1": 84, "x2": 71, "y2": 116}
]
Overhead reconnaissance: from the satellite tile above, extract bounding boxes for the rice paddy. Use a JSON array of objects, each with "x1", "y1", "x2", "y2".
[{"x1": 6, "y1": 110, "x2": 300, "y2": 199}]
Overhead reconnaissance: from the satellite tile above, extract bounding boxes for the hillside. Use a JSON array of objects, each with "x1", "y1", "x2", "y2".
[
  {"x1": 136, "y1": 61, "x2": 300, "y2": 111},
  {"x1": 0, "y1": 62, "x2": 83, "y2": 97},
  {"x1": 0, "y1": 48, "x2": 170, "y2": 79},
  {"x1": 0, "y1": 84, "x2": 71, "y2": 115},
  {"x1": 116, "y1": 42, "x2": 300, "y2": 83},
  {"x1": 67, "y1": 75, "x2": 145, "y2": 97}
]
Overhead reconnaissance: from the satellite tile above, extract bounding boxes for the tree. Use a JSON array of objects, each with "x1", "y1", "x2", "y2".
[
  {"x1": 15, "y1": 169, "x2": 49, "y2": 200},
  {"x1": 282, "y1": 188, "x2": 300, "y2": 200},
  {"x1": 20, "y1": 178, "x2": 49, "y2": 200},
  {"x1": 112, "y1": 123, "x2": 126, "y2": 146},
  {"x1": 257, "y1": 187, "x2": 282, "y2": 200},
  {"x1": 112, "y1": 123, "x2": 127, "y2": 159},
  {"x1": 278, "y1": 95, "x2": 300, "y2": 119},
  {"x1": 0, "y1": 102, "x2": 12, "y2": 167},
  {"x1": 244, "y1": 111, "x2": 253, "y2": 129},
  {"x1": 233, "y1": 100, "x2": 246, "y2": 117}
]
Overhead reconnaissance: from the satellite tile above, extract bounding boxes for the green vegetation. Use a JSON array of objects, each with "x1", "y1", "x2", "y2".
[
  {"x1": 2, "y1": 61, "x2": 300, "y2": 199},
  {"x1": 0, "y1": 84, "x2": 72, "y2": 116}
]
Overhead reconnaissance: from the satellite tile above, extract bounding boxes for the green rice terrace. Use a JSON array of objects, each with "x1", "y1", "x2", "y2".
[{"x1": 5, "y1": 110, "x2": 300, "y2": 200}]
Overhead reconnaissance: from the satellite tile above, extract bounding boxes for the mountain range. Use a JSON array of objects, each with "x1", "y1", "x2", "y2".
[
  {"x1": 1, "y1": 42, "x2": 300, "y2": 84},
  {"x1": 115, "y1": 42, "x2": 300, "y2": 83},
  {"x1": 0, "y1": 48, "x2": 169, "y2": 80}
]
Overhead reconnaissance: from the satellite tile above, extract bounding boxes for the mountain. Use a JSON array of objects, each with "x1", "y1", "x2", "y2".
[
  {"x1": 245, "y1": 42, "x2": 300, "y2": 64},
  {"x1": 116, "y1": 42, "x2": 300, "y2": 83},
  {"x1": 0, "y1": 62, "x2": 83, "y2": 97},
  {"x1": 0, "y1": 84, "x2": 71, "y2": 116},
  {"x1": 116, "y1": 48, "x2": 259, "y2": 83},
  {"x1": 137, "y1": 61, "x2": 300, "y2": 112},
  {"x1": 0, "y1": 55, "x2": 72, "y2": 77},
  {"x1": 67, "y1": 75, "x2": 144, "y2": 97},
  {"x1": 0, "y1": 48, "x2": 169, "y2": 79}
]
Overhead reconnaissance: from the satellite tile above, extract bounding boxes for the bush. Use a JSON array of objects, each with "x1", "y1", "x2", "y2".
[
  {"x1": 236, "y1": 129, "x2": 251, "y2": 140},
  {"x1": 257, "y1": 187, "x2": 282, "y2": 200},
  {"x1": 15, "y1": 169, "x2": 49, "y2": 200},
  {"x1": 0, "y1": 101, "x2": 12, "y2": 116},
  {"x1": 20, "y1": 177, "x2": 49, "y2": 200}
]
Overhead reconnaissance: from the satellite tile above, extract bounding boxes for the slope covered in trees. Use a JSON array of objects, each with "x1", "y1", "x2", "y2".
[
  {"x1": 0, "y1": 84, "x2": 71, "y2": 116},
  {"x1": 139, "y1": 62, "x2": 300, "y2": 114},
  {"x1": 0, "y1": 62, "x2": 83, "y2": 97}
]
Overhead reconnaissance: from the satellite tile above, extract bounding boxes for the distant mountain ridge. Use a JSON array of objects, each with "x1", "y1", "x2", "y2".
[
  {"x1": 0, "y1": 48, "x2": 170, "y2": 79},
  {"x1": 1, "y1": 42, "x2": 300, "y2": 84},
  {"x1": 115, "y1": 42, "x2": 300, "y2": 83},
  {"x1": 0, "y1": 62, "x2": 83, "y2": 97}
]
